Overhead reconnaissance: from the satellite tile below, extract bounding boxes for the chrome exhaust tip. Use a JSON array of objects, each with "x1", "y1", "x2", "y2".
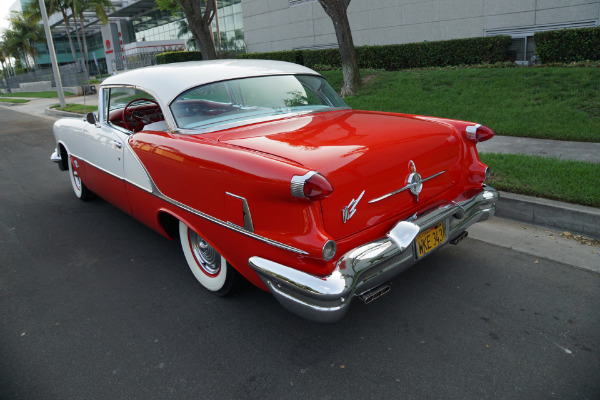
[
  {"x1": 450, "y1": 231, "x2": 469, "y2": 245},
  {"x1": 359, "y1": 284, "x2": 391, "y2": 304}
]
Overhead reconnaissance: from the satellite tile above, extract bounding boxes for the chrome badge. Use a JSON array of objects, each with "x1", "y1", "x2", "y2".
[
  {"x1": 407, "y1": 160, "x2": 423, "y2": 202},
  {"x1": 342, "y1": 190, "x2": 365, "y2": 223}
]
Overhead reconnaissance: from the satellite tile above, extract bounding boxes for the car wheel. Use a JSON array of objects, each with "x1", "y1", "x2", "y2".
[
  {"x1": 179, "y1": 221, "x2": 240, "y2": 296},
  {"x1": 68, "y1": 156, "x2": 94, "y2": 201}
]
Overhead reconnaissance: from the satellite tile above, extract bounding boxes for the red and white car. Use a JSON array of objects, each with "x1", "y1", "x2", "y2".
[{"x1": 51, "y1": 60, "x2": 498, "y2": 322}]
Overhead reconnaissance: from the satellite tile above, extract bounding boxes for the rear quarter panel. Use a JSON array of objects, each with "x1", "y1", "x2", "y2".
[{"x1": 129, "y1": 131, "x2": 335, "y2": 277}]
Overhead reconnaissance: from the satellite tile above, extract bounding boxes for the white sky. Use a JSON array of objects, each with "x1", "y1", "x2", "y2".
[{"x1": 1, "y1": 0, "x2": 20, "y2": 33}]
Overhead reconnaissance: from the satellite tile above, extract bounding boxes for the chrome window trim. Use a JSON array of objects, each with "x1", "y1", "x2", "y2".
[
  {"x1": 102, "y1": 84, "x2": 177, "y2": 132},
  {"x1": 173, "y1": 107, "x2": 350, "y2": 136}
]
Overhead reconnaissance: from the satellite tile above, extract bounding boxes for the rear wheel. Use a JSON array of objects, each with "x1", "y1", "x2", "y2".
[
  {"x1": 179, "y1": 221, "x2": 240, "y2": 296},
  {"x1": 68, "y1": 156, "x2": 94, "y2": 201}
]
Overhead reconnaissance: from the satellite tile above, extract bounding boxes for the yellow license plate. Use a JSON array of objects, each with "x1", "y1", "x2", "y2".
[{"x1": 416, "y1": 222, "x2": 445, "y2": 258}]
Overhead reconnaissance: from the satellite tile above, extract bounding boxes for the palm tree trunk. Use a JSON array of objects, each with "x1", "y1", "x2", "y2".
[
  {"x1": 61, "y1": 10, "x2": 78, "y2": 63},
  {"x1": 71, "y1": 8, "x2": 85, "y2": 70},
  {"x1": 78, "y1": 13, "x2": 90, "y2": 75}
]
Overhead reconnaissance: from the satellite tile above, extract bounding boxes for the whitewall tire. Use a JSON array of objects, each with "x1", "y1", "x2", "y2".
[
  {"x1": 68, "y1": 156, "x2": 94, "y2": 201},
  {"x1": 179, "y1": 221, "x2": 240, "y2": 296}
]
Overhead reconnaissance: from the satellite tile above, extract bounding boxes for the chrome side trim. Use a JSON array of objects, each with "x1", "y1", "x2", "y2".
[
  {"x1": 249, "y1": 186, "x2": 499, "y2": 322},
  {"x1": 154, "y1": 189, "x2": 307, "y2": 255},
  {"x1": 68, "y1": 152, "x2": 308, "y2": 255},
  {"x1": 368, "y1": 170, "x2": 445, "y2": 204},
  {"x1": 225, "y1": 192, "x2": 255, "y2": 233},
  {"x1": 68, "y1": 152, "x2": 152, "y2": 194}
]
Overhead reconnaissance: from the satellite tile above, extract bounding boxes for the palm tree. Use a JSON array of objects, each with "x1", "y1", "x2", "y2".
[
  {"x1": 5, "y1": 12, "x2": 45, "y2": 71},
  {"x1": 0, "y1": 40, "x2": 13, "y2": 92},
  {"x1": 72, "y1": 0, "x2": 114, "y2": 75},
  {"x1": 53, "y1": 0, "x2": 81, "y2": 64}
]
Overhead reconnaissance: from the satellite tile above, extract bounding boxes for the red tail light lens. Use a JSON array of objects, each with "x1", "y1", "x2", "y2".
[
  {"x1": 291, "y1": 171, "x2": 333, "y2": 201},
  {"x1": 465, "y1": 124, "x2": 494, "y2": 142}
]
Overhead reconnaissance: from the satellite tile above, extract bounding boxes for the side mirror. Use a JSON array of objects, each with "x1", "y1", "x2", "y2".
[{"x1": 86, "y1": 112, "x2": 98, "y2": 125}]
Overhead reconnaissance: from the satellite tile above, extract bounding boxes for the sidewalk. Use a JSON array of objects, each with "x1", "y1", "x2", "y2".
[
  {"x1": 478, "y1": 135, "x2": 600, "y2": 163},
  {"x1": 0, "y1": 94, "x2": 98, "y2": 121},
  {"x1": 1, "y1": 96, "x2": 598, "y2": 239}
]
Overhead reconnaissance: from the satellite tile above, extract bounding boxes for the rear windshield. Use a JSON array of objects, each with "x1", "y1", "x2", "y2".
[{"x1": 170, "y1": 74, "x2": 348, "y2": 131}]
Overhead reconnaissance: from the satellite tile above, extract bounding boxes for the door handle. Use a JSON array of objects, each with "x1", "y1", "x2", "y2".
[{"x1": 110, "y1": 140, "x2": 122, "y2": 149}]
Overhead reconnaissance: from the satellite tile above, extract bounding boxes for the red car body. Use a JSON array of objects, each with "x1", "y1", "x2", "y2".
[{"x1": 51, "y1": 60, "x2": 497, "y2": 322}]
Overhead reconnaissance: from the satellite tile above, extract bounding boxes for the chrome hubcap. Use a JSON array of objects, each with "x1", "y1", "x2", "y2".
[{"x1": 189, "y1": 231, "x2": 220, "y2": 275}]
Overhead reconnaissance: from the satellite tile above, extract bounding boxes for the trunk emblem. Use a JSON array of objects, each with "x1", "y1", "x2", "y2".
[
  {"x1": 407, "y1": 161, "x2": 423, "y2": 202},
  {"x1": 367, "y1": 161, "x2": 446, "y2": 204},
  {"x1": 342, "y1": 190, "x2": 365, "y2": 223}
]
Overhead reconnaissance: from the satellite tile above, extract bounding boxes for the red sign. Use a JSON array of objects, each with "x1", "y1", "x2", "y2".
[{"x1": 105, "y1": 40, "x2": 111, "y2": 50}]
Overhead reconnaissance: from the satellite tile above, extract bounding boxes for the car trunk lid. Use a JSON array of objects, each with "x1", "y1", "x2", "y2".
[{"x1": 218, "y1": 110, "x2": 462, "y2": 240}]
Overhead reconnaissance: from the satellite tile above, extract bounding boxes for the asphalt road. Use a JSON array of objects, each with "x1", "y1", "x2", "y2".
[{"x1": 1, "y1": 107, "x2": 599, "y2": 400}]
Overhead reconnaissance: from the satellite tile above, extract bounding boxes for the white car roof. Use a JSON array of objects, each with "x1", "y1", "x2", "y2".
[{"x1": 101, "y1": 59, "x2": 321, "y2": 104}]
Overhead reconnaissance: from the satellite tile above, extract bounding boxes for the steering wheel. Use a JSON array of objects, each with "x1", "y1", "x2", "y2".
[{"x1": 122, "y1": 98, "x2": 162, "y2": 132}]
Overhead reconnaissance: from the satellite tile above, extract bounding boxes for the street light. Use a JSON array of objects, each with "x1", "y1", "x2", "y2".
[{"x1": 39, "y1": 0, "x2": 65, "y2": 107}]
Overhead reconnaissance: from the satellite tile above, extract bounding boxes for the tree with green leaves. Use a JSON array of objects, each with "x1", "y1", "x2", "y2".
[
  {"x1": 5, "y1": 11, "x2": 45, "y2": 71},
  {"x1": 317, "y1": 0, "x2": 360, "y2": 96},
  {"x1": 156, "y1": 0, "x2": 217, "y2": 60},
  {"x1": 24, "y1": 0, "x2": 79, "y2": 64},
  {"x1": 72, "y1": 0, "x2": 114, "y2": 75}
]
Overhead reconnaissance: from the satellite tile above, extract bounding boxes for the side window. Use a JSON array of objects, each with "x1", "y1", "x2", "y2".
[{"x1": 106, "y1": 87, "x2": 163, "y2": 132}]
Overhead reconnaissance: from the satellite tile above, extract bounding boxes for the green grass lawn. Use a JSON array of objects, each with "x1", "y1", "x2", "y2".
[
  {"x1": 51, "y1": 103, "x2": 98, "y2": 114},
  {"x1": 2, "y1": 90, "x2": 75, "y2": 98},
  {"x1": 480, "y1": 153, "x2": 600, "y2": 207},
  {"x1": 321, "y1": 66, "x2": 600, "y2": 142},
  {"x1": 0, "y1": 97, "x2": 30, "y2": 103}
]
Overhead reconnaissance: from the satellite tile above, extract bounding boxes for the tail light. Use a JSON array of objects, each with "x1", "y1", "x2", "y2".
[
  {"x1": 291, "y1": 171, "x2": 333, "y2": 201},
  {"x1": 465, "y1": 124, "x2": 494, "y2": 142}
]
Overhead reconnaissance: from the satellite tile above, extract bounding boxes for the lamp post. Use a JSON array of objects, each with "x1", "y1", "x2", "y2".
[{"x1": 39, "y1": 0, "x2": 66, "y2": 107}]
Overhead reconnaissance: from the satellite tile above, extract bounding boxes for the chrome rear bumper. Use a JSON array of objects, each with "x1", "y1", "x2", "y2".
[{"x1": 249, "y1": 186, "x2": 498, "y2": 322}]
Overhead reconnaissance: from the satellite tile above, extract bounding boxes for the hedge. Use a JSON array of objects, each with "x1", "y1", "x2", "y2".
[
  {"x1": 156, "y1": 51, "x2": 203, "y2": 64},
  {"x1": 535, "y1": 27, "x2": 600, "y2": 63},
  {"x1": 238, "y1": 50, "x2": 303, "y2": 64},
  {"x1": 238, "y1": 36, "x2": 511, "y2": 71}
]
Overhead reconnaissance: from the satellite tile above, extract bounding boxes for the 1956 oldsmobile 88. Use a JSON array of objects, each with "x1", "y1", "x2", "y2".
[{"x1": 51, "y1": 60, "x2": 498, "y2": 322}]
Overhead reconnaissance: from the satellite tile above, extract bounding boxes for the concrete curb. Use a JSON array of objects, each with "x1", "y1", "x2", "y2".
[
  {"x1": 496, "y1": 191, "x2": 600, "y2": 240},
  {"x1": 45, "y1": 108, "x2": 85, "y2": 119}
]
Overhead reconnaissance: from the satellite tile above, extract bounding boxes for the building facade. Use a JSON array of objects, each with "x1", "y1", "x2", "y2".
[
  {"x1": 10, "y1": 0, "x2": 600, "y2": 75},
  {"x1": 241, "y1": 0, "x2": 600, "y2": 63}
]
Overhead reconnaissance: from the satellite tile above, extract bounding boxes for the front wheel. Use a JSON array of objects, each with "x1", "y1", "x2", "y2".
[
  {"x1": 68, "y1": 156, "x2": 94, "y2": 201},
  {"x1": 179, "y1": 221, "x2": 241, "y2": 296}
]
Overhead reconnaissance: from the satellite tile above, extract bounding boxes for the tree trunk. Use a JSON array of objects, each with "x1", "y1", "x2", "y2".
[
  {"x1": 61, "y1": 9, "x2": 78, "y2": 63},
  {"x1": 71, "y1": 10, "x2": 85, "y2": 70},
  {"x1": 78, "y1": 12, "x2": 90, "y2": 77},
  {"x1": 317, "y1": 0, "x2": 360, "y2": 97},
  {"x1": 180, "y1": 0, "x2": 217, "y2": 60}
]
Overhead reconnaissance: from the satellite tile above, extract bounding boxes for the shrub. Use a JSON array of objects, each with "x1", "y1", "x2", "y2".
[
  {"x1": 239, "y1": 36, "x2": 510, "y2": 71},
  {"x1": 302, "y1": 48, "x2": 341, "y2": 69},
  {"x1": 155, "y1": 51, "x2": 203, "y2": 64},
  {"x1": 535, "y1": 27, "x2": 600, "y2": 63},
  {"x1": 238, "y1": 50, "x2": 303, "y2": 64}
]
